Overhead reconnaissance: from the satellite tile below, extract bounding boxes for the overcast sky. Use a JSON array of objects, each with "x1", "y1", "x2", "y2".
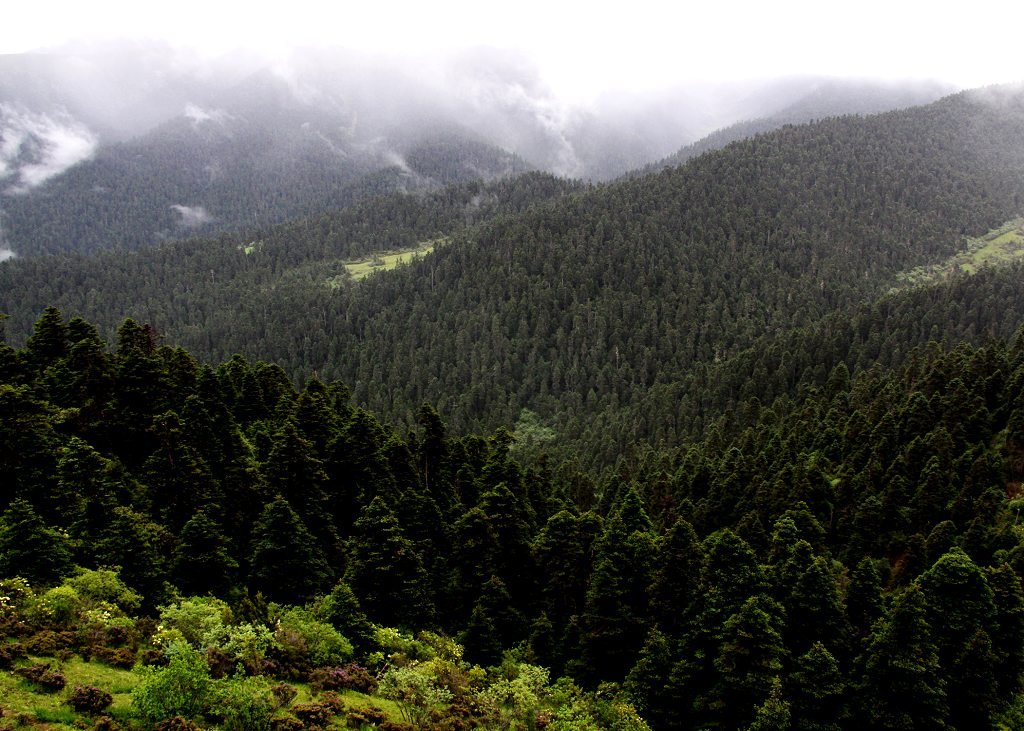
[{"x1": 3, "y1": 0, "x2": 1023, "y2": 101}]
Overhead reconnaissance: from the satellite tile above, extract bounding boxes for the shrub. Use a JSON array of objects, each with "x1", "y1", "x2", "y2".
[
  {"x1": 68, "y1": 684, "x2": 114, "y2": 714},
  {"x1": 292, "y1": 701, "x2": 335, "y2": 728},
  {"x1": 207, "y1": 675, "x2": 276, "y2": 731},
  {"x1": 92, "y1": 645, "x2": 137, "y2": 669},
  {"x1": 158, "y1": 597, "x2": 232, "y2": 647},
  {"x1": 271, "y1": 717, "x2": 304, "y2": 731},
  {"x1": 309, "y1": 663, "x2": 378, "y2": 694},
  {"x1": 204, "y1": 621, "x2": 276, "y2": 674},
  {"x1": 152, "y1": 717, "x2": 204, "y2": 731},
  {"x1": 131, "y1": 641, "x2": 210, "y2": 723},
  {"x1": 273, "y1": 607, "x2": 352, "y2": 675},
  {"x1": 67, "y1": 569, "x2": 142, "y2": 614},
  {"x1": 15, "y1": 662, "x2": 66, "y2": 691},
  {"x1": 347, "y1": 706, "x2": 390, "y2": 727},
  {"x1": 24, "y1": 629, "x2": 76, "y2": 655},
  {"x1": 0, "y1": 641, "x2": 27, "y2": 669},
  {"x1": 25, "y1": 586, "x2": 81, "y2": 628},
  {"x1": 271, "y1": 682, "x2": 298, "y2": 708}
]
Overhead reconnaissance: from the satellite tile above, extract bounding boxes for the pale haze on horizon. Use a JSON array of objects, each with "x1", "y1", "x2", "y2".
[{"x1": 3, "y1": 0, "x2": 1023, "y2": 102}]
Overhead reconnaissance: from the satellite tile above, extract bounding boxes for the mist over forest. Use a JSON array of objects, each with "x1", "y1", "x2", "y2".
[{"x1": 4, "y1": 33, "x2": 1024, "y2": 731}]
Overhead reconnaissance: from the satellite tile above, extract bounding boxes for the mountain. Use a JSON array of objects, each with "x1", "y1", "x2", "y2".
[
  {"x1": 635, "y1": 77, "x2": 954, "y2": 176},
  {"x1": 3, "y1": 85, "x2": 1024, "y2": 458},
  {"x1": 0, "y1": 45, "x2": 963, "y2": 257}
]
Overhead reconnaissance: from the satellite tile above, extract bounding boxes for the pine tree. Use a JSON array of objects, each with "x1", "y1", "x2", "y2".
[
  {"x1": 710, "y1": 595, "x2": 787, "y2": 731},
  {"x1": 249, "y1": 496, "x2": 331, "y2": 605},
  {"x1": 790, "y1": 642, "x2": 847, "y2": 731},
  {"x1": 858, "y1": 586, "x2": 948, "y2": 730},
  {"x1": 649, "y1": 517, "x2": 703, "y2": 637},
  {"x1": 345, "y1": 496, "x2": 434, "y2": 629},
  {"x1": 0, "y1": 498, "x2": 73, "y2": 585},
  {"x1": 171, "y1": 511, "x2": 238, "y2": 597}
]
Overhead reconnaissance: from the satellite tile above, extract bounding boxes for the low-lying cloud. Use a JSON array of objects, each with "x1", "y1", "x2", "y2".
[
  {"x1": 170, "y1": 204, "x2": 213, "y2": 228},
  {"x1": 184, "y1": 103, "x2": 231, "y2": 127},
  {"x1": 0, "y1": 247, "x2": 16, "y2": 262},
  {"x1": 0, "y1": 104, "x2": 98, "y2": 193}
]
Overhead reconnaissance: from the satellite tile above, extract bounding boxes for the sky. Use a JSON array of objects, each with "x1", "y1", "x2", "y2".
[{"x1": 2, "y1": 0, "x2": 1023, "y2": 102}]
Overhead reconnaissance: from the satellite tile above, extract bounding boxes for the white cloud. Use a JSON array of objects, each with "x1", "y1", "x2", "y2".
[
  {"x1": 0, "y1": 104, "x2": 98, "y2": 192},
  {"x1": 184, "y1": 103, "x2": 230, "y2": 126},
  {"x1": 0, "y1": 247, "x2": 16, "y2": 262},
  {"x1": 170, "y1": 204, "x2": 213, "y2": 227}
]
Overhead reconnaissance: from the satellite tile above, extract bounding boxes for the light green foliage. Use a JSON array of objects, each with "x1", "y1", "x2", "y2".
[
  {"x1": 479, "y1": 663, "x2": 551, "y2": 728},
  {"x1": 275, "y1": 606, "x2": 353, "y2": 666},
  {"x1": 67, "y1": 567, "x2": 142, "y2": 613},
  {"x1": 373, "y1": 626, "x2": 438, "y2": 665},
  {"x1": 26, "y1": 585, "x2": 81, "y2": 627},
  {"x1": 131, "y1": 640, "x2": 211, "y2": 723},
  {"x1": 206, "y1": 621, "x2": 277, "y2": 671},
  {"x1": 158, "y1": 596, "x2": 232, "y2": 647},
  {"x1": 208, "y1": 674, "x2": 276, "y2": 731},
  {"x1": 378, "y1": 663, "x2": 454, "y2": 726},
  {"x1": 894, "y1": 218, "x2": 1024, "y2": 289}
]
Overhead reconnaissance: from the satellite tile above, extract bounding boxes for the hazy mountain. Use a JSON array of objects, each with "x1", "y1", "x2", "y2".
[
  {"x1": 0, "y1": 44, "x2": 962, "y2": 257},
  {"x1": 4, "y1": 85, "x2": 1023, "y2": 452},
  {"x1": 636, "y1": 77, "x2": 955, "y2": 175}
]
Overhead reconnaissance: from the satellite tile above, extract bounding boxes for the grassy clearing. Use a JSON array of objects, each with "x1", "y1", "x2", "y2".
[
  {"x1": 0, "y1": 656, "x2": 140, "y2": 730},
  {"x1": 894, "y1": 218, "x2": 1024, "y2": 290},
  {"x1": 338, "y1": 238, "x2": 447, "y2": 284},
  {"x1": 1, "y1": 656, "x2": 402, "y2": 730}
]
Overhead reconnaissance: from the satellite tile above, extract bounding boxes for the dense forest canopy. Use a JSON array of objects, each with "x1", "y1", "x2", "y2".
[
  {"x1": 4, "y1": 310, "x2": 1024, "y2": 728},
  {"x1": 4, "y1": 80, "x2": 1024, "y2": 729}
]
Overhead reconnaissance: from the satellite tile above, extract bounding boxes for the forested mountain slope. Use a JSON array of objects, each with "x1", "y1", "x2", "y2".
[
  {"x1": 4, "y1": 313, "x2": 1024, "y2": 729},
  {"x1": 0, "y1": 93, "x2": 529, "y2": 256},
  {"x1": 3, "y1": 86, "x2": 1024, "y2": 445},
  {"x1": 633, "y1": 77, "x2": 953, "y2": 176}
]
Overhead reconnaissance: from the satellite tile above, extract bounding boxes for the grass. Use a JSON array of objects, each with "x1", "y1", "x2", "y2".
[
  {"x1": 338, "y1": 238, "x2": 447, "y2": 284},
  {"x1": 0, "y1": 654, "x2": 140, "y2": 730},
  {"x1": 893, "y1": 218, "x2": 1024, "y2": 290},
  {"x1": 2, "y1": 649, "x2": 404, "y2": 730}
]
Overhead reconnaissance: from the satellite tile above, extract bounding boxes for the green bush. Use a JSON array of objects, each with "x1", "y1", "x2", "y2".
[
  {"x1": 131, "y1": 640, "x2": 210, "y2": 723},
  {"x1": 67, "y1": 568, "x2": 142, "y2": 613},
  {"x1": 274, "y1": 606, "x2": 353, "y2": 670},
  {"x1": 25, "y1": 585, "x2": 81, "y2": 628},
  {"x1": 158, "y1": 597, "x2": 232, "y2": 647},
  {"x1": 207, "y1": 675, "x2": 276, "y2": 731}
]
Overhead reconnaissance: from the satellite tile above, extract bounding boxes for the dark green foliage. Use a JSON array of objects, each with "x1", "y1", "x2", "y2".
[
  {"x1": 0, "y1": 498, "x2": 73, "y2": 586},
  {"x1": 858, "y1": 586, "x2": 948, "y2": 730},
  {"x1": 249, "y1": 497, "x2": 331, "y2": 605},
  {"x1": 345, "y1": 496, "x2": 434, "y2": 629},
  {"x1": 171, "y1": 511, "x2": 239, "y2": 598}
]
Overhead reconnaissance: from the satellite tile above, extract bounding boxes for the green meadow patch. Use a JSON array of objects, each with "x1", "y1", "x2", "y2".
[
  {"x1": 894, "y1": 218, "x2": 1024, "y2": 289},
  {"x1": 337, "y1": 238, "x2": 447, "y2": 284}
]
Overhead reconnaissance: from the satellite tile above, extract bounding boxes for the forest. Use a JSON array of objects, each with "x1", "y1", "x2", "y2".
[{"x1": 4, "y1": 80, "x2": 1024, "y2": 729}]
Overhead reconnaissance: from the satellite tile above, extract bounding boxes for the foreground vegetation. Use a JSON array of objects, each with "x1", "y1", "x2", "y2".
[{"x1": 5, "y1": 310, "x2": 1024, "y2": 728}]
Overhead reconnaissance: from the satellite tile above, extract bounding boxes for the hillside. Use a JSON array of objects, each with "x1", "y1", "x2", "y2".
[
  {"x1": 3, "y1": 86, "x2": 1024, "y2": 448},
  {"x1": 5, "y1": 310, "x2": 1024, "y2": 729}
]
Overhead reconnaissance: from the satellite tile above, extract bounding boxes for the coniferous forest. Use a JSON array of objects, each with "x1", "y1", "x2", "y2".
[{"x1": 5, "y1": 71, "x2": 1024, "y2": 729}]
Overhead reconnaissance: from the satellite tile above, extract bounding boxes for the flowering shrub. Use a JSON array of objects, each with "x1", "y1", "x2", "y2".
[
  {"x1": 67, "y1": 569, "x2": 142, "y2": 614},
  {"x1": 25, "y1": 586, "x2": 81, "y2": 628},
  {"x1": 68, "y1": 684, "x2": 114, "y2": 714},
  {"x1": 273, "y1": 607, "x2": 352, "y2": 675},
  {"x1": 15, "y1": 662, "x2": 67, "y2": 692},
  {"x1": 378, "y1": 663, "x2": 454, "y2": 726},
  {"x1": 308, "y1": 663, "x2": 378, "y2": 694}
]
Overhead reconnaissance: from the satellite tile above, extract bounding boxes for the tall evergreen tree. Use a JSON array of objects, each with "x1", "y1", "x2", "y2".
[
  {"x1": 249, "y1": 496, "x2": 331, "y2": 605},
  {"x1": 345, "y1": 496, "x2": 434, "y2": 629}
]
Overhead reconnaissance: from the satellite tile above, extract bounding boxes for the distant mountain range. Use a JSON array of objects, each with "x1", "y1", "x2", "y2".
[{"x1": 0, "y1": 43, "x2": 954, "y2": 256}]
